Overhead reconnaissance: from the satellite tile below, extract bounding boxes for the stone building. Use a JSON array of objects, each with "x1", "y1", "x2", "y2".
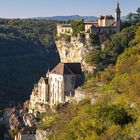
[
  {"x1": 49, "y1": 63, "x2": 83, "y2": 106},
  {"x1": 29, "y1": 63, "x2": 83, "y2": 112},
  {"x1": 57, "y1": 24, "x2": 73, "y2": 36},
  {"x1": 98, "y1": 15, "x2": 115, "y2": 27},
  {"x1": 29, "y1": 76, "x2": 49, "y2": 113},
  {"x1": 37, "y1": 77, "x2": 49, "y2": 104},
  {"x1": 56, "y1": 3, "x2": 121, "y2": 36}
]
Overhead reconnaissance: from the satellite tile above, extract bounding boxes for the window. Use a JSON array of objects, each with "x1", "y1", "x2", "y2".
[{"x1": 55, "y1": 78, "x2": 57, "y2": 83}]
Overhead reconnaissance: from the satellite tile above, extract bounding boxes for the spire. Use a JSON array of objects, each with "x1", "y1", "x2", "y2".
[
  {"x1": 46, "y1": 69, "x2": 50, "y2": 78},
  {"x1": 116, "y1": 2, "x2": 121, "y2": 13},
  {"x1": 115, "y1": 2, "x2": 121, "y2": 32},
  {"x1": 117, "y1": 2, "x2": 119, "y2": 7}
]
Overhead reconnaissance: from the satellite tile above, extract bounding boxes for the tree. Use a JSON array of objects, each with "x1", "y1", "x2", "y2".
[
  {"x1": 85, "y1": 49, "x2": 102, "y2": 65},
  {"x1": 126, "y1": 7, "x2": 140, "y2": 22},
  {"x1": 89, "y1": 32, "x2": 100, "y2": 45},
  {"x1": 126, "y1": 13, "x2": 134, "y2": 21},
  {"x1": 71, "y1": 20, "x2": 84, "y2": 36}
]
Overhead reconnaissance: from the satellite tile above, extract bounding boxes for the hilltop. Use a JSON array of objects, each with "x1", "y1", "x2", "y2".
[{"x1": 35, "y1": 15, "x2": 98, "y2": 21}]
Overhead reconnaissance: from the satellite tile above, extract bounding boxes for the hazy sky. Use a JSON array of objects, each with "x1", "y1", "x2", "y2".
[{"x1": 0, "y1": 0, "x2": 139, "y2": 18}]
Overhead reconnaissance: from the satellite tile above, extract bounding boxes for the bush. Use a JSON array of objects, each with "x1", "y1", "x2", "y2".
[{"x1": 71, "y1": 20, "x2": 84, "y2": 36}]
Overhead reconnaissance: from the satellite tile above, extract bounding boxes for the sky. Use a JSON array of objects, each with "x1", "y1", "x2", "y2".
[{"x1": 0, "y1": 0, "x2": 139, "y2": 18}]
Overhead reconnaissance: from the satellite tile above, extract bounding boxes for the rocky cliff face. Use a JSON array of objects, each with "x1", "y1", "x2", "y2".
[{"x1": 55, "y1": 36, "x2": 95, "y2": 72}]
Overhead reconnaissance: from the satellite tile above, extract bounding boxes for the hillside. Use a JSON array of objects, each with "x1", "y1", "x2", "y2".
[
  {"x1": 37, "y1": 23, "x2": 140, "y2": 139},
  {"x1": 0, "y1": 19, "x2": 60, "y2": 108},
  {"x1": 36, "y1": 15, "x2": 98, "y2": 21}
]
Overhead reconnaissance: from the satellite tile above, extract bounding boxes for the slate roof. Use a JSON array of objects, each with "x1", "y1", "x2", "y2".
[{"x1": 50, "y1": 63, "x2": 82, "y2": 75}]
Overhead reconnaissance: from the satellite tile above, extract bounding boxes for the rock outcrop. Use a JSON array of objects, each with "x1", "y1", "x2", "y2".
[
  {"x1": 36, "y1": 129, "x2": 52, "y2": 140},
  {"x1": 55, "y1": 36, "x2": 96, "y2": 72}
]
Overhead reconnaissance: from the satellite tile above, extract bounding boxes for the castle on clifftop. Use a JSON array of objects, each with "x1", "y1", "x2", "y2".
[{"x1": 57, "y1": 3, "x2": 121, "y2": 36}]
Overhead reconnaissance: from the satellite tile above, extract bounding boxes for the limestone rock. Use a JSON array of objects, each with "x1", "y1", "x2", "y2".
[{"x1": 55, "y1": 37, "x2": 96, "y2": 73}]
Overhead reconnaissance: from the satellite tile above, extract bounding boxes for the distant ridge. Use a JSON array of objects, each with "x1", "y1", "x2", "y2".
[
  {"x1": 35, "y1": 15, "x2": 98, "y2": 21},
  {"x1": 0, "y1": 15, "x2": 126, "y2": 21}
]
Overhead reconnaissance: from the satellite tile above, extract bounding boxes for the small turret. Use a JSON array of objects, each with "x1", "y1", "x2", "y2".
[
  {"x1": 46, "y1": 69, "x2": 50, "y2": 78},
  {"x1": 115, "y1": 2, "x2": 121, "y2": 32},
  {"x1": 115, "y1": 2, "x2": 121, "y2": 21}
]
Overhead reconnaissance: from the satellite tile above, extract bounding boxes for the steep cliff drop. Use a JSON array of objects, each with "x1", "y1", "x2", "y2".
[{"x1": 55, "y1": 36, "x2": 96, "y2": 73}]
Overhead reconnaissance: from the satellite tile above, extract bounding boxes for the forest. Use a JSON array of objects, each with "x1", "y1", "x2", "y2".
[{"x1": 0, "y1": 19, "x2": 60, "y2": 108}]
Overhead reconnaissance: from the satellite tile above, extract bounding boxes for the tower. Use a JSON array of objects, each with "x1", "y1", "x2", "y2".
[{"x1": 115, "y1": 2, "x2": 121, "y2": 32}]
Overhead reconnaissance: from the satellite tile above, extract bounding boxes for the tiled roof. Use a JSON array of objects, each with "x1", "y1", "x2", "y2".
[{"x1": 50, "y1": 63, "x2": 82, "y2": 75}]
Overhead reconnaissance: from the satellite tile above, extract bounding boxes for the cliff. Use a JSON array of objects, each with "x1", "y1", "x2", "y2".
[{"x1": 55, "y1": 36, "x2": 96, "y2": 72}]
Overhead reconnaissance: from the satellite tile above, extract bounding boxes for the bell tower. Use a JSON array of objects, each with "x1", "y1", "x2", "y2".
[{"x1": 115, "y1": 2, "x2": 121, "y2": 32}]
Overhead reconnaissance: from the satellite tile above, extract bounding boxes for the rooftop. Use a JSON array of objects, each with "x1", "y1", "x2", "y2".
[
  {"x1": 50, "y1": 63, "x2": 82, "y2": 75},
  {"x1": 99, "y1": 15, "x2": 115, "y2": 20}
]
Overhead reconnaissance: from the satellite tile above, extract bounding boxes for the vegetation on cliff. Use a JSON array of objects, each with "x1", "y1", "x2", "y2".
[
  {"x1": 85, "y1": 25, "x2": 137, "y2": 71},
  {"x1": 85, "y1": 8, "x2": 140, "y2": 72},
  {"x1": 38, "y1": 19, "x2": 140, "y2": 139},
  {"x1": 71, "y1": 20, "x2": 85, "y2": 36}
]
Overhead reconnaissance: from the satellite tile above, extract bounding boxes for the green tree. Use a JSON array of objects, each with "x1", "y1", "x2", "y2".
[{"x1": 71, "y1": 20, "x2": 84, "y2": 36}]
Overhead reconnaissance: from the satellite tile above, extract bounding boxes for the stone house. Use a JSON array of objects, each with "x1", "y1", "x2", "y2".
[
  {"x1": 38, "y1": 77, "x2": 49, "y2": 104},
  {"x1": 57, "y1": 24, "x2": 73, "y2": 36},
  {"x1": 84, "y1": 21, "x2": 98, "y2": 33},
  {"x1": 29, "y1": 77, "x2": 49, "y2": 113}
]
